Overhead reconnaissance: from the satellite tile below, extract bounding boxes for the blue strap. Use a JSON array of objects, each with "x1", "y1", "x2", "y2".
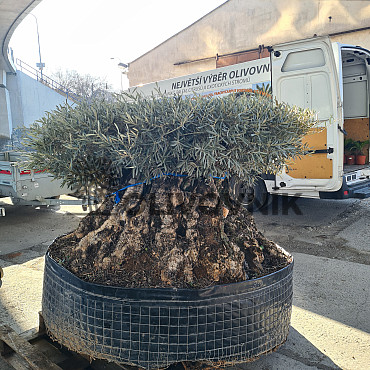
[{"x1": 108, "y1": 172, "x2": 226, "y2": 204}]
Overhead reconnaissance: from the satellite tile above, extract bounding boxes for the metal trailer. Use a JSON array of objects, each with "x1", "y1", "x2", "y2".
[{"x1": 0, "y1": 151, "x2": 98, "y2": 216}]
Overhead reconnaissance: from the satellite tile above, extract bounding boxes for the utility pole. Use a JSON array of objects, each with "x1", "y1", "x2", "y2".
[{"x1": 29, "y1": 13, "x2": 45, "y2": 80}]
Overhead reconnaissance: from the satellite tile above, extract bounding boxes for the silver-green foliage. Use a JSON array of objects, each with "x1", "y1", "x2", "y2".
[{"x1": 24, "y1": 92, "x2": 317, "y2": 190}]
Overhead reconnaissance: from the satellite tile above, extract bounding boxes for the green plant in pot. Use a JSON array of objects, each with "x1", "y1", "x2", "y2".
[
  {"x1": 351, "y1": 140, "x2": 369, "y2": 165},
  {"x1": 344, "y1": 138, "x2": 356, "y2": 165},
  {"x1": 24, "y1": 92, "x2": 316, "y2": 368}
]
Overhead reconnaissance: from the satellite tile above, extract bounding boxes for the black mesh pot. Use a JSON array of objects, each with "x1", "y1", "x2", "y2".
[{"x1": 42, "y1": 250, "x2": 293, "y2": 369}]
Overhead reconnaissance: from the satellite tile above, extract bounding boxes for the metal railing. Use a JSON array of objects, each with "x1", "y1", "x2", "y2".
[{"x1": 15, "y1": 58, "x2": 81, "y2": 103}]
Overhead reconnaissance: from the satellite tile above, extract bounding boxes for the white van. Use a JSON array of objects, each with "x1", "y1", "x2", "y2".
[{"x1": 129, "y1": 36, "x2": 370, "y2": 209}]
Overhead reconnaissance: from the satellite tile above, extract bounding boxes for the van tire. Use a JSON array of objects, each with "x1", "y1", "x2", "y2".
[{"x1": 233, "y1": 178, "x2": 269, "y2": 212}]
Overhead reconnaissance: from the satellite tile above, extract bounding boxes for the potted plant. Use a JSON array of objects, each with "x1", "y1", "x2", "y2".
[
  {"x1": 351, "y1": 140, "x2": 369, "y2": 165},
  {"x1": 24, "y1": 92, "x2": 316, "y2": 369},
  {"x1": 344, "y1": 138, "x2": 356, "y2": 165}
]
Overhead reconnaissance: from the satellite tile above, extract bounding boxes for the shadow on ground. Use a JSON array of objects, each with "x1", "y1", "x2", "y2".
[{"x1": 0, "y1": 200, "x2": 84, "y2": 257}]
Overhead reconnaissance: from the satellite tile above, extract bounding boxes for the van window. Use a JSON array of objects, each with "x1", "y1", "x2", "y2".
[{"x1": 282, "y1": 49, "x2": 326, "y2": 72}]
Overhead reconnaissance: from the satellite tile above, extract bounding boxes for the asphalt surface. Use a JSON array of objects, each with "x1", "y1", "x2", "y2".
[{"x1": 0, "y1": 195, "x2": 369, "y2": 369}]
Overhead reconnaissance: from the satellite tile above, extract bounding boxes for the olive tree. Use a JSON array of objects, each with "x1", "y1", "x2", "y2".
[{"x1": 24, "y1": 92, "x2": 316, "y2": 288}]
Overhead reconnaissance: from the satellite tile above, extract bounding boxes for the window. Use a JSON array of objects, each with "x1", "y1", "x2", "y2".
[{"x1": 282, "y1": 49, "x2": 326, "y2": 72}]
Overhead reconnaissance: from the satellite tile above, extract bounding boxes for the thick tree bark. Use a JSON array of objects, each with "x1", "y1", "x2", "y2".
[{"x1": 49, "y1": 177, "x2": 289, "y2": 288}]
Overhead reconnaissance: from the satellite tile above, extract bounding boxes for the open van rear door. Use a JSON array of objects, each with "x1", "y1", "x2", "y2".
[{"x1": 271, "y1": 36, "x2": 343, "y2": 193}]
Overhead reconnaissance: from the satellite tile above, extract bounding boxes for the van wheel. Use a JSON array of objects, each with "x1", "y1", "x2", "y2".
[{"x1": 233, "y1": 178, "x2": 269, "y2": 212}]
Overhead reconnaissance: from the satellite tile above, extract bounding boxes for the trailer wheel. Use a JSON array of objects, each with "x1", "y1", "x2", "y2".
[{"x1": 233, "y1": 178, "x2": 269, "y2": 212}]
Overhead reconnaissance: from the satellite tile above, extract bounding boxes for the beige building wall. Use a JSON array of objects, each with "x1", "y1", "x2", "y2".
[{"x1": 128, "y1": 0, "x2": 370, "y2": 87}]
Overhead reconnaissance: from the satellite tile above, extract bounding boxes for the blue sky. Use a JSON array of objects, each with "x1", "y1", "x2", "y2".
[{"x1": 9, "y1": 0, "x2": 227, "y2": 90}]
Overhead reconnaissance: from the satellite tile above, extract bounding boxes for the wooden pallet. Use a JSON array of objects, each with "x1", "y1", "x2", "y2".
[
  {"x1": 0, "y1": 313, "x2": 217, "y2": 370},
  {"x1": 0, "y1": 313, "x2": 133, "y2": 370}
]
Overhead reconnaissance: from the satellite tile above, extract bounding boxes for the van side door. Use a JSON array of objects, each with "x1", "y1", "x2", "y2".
[{"x1": 271, "y1": 37, "x2": 343, "y2": 193}]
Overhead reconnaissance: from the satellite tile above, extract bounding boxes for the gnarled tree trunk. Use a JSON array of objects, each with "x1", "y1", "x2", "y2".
[{"x1": 49, "y1": 177, "x2": 289, "y2": 289}]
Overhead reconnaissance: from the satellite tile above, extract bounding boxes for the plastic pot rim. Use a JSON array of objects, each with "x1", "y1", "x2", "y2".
[{"x1": 45, "y1": 244, "x2": 293, "y2": 301}]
